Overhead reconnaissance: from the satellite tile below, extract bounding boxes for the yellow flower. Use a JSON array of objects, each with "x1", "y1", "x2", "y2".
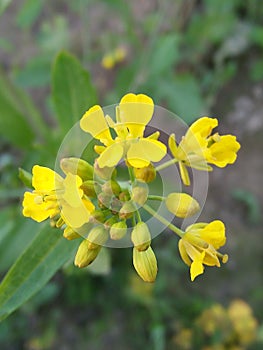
[
  {"x1": 169, "y1": 117, "x2": 241, "y2": 185},
  {"x1": 178, "y1": 220, "x2": 228, "y2": 281},
  {"x1": 80, "y1": 93, "x2": 167, "y2": 168},
  {"x1": 22, "y1": 165, "x2": 95, "y2": 228}
]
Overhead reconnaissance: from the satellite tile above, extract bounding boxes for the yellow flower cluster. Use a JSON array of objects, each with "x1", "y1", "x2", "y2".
[{"x1": 22, "y1": 93, "x2": 240, "y2": 282}]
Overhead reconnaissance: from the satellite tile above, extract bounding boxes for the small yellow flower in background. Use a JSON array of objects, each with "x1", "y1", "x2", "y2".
[
  {"x1": 80, "y1": 93, "x2": 167, "y2": 168},
  {"x1": 101, "y1": 47, "x2": 126, "y2": 69},
  {"x1": 22, "y1": 165, "x2": 94, "y2": 229},
  {"x1": 178, "y1": 220, "x2": 228, "y2": 281},
  {"x1": 169, "y1": 116, "x2": 241, "y2": 185}
]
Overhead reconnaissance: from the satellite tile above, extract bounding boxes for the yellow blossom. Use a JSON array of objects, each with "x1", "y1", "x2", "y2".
[
  {"x1": 169, "y1": 117, "x2": 241, "y2": 185},
  {"x1": 22, "y1": 165, "x2": 95, "y2": 228},
  {"x1": 80, "y1": 93, "x2": 167, "y2": 168},
  {"x1": 178, "y1": 220, "x2": 228, "y2": 281}
]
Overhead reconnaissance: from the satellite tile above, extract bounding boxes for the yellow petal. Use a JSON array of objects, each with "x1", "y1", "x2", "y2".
[
  {"x1": 119, "y1": 93, "x2": 154, "y2": 137},
  {"x1": 168, "y1": 133, "x2": 179, "y2": 158},
  {"x1": 127, "y1": 138, "x2": 167, "y2": 168},
  {"x1": 97, "y1": 143, "x2": 124, "y2": 168},
  {"x1": 61, "y1": 198, "x2": 94, "y2": 228},
  {"x1": 32, "y1": 165, "x2": 63, "y2": 191},
  {"x1": 188, "y1": 117, "x2": 218, "y2": 138},
  {"x1": 199, "y1": 220, "x2": 226, "y2": 249},
  {"x1": 179, "y1": 162, "x2": 190, "y2": 186},
  {"x1": 190, "y1": 256, "x2": 204, "y2": 281},
  {"x1": 62, "y1": 173, "x2": 83, "y2": 207},
  {"x1": 80, "y1": 105, "x2": 113, "y2": 146},
  {"x1": 208, "y1": 135, "x2": 241, "y2": 167},
  {"x1": 178, "y1": 239, "x2": 191, "y2": 266},
  {"x1": 22, "y1": 192, "x2": 56, "y2": 222}
]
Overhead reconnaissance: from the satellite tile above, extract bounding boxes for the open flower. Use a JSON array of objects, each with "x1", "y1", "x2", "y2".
[
  {"x1": 178, "y1": 220, "x2": 228, "y2": 281},
  {"x1": 22, "y1": 165, "x2": 95, "y2": 228},
  {"x1": 169, "y1": 117, "x2": 241, "y2": 185},
  {"x1": 80, "y1": 93, "x2": 167, "y2": 168}
]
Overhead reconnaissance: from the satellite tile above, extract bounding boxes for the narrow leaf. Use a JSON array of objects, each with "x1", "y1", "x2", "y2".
[
  {"x1": 0, "y1": 224, "x2": 79, "y2": 321},
  {"x1": 52, "y1": 51, "x2": 97, "y2": 133}
]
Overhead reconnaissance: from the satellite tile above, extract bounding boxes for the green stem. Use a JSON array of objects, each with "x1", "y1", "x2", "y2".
[
  {"x1": 148, "y1": 195, "x2": 164, "y2": 201},
  {"x1": 155, "y1": 159, "x2": 178, "y2": 172},
  {"x1": 127, "y1": 164, "x2": 135, "y2": 182},
  {"x1": 143, "y1": 204, "x2": 184, "y2": 238}
]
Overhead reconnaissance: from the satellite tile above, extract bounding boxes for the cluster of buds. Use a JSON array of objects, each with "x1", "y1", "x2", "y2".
[{"x1": 22, "y1": 93, "x2": 240, "y2": 282}]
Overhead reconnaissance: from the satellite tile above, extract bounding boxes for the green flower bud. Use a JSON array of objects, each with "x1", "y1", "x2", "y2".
[
  {"x1": 165, "y1": 193, "x2": 200, "y2": 218},
  {"x1": 110, "y1": 197, "x2": 122, "y2": 213},
  {"x1": 119, "y1": 202, "x2": 135, "y2": 219},
  {"x1": 94, "y1": 159, "x2": 116, "y2": 180},
  {"x1": 119, "y1": 190, "x2": 130, "y2": 202},
  {"x1": 18, "y1": 168, "x2": 33, "y2": 189},
  {"x1": 98, "y1": 192, "x2": 112, "y2": 209},
  {"x1": 81, "y1": 180, "x2": 101, "y2": 197},
  {"x1": 87, "y1": 226, "x2": 108, "y2": 249},
  {"x1": 134, "y1": 164, "x2": 156, "y2": 183},
  {"x1": 89, "y1": 210, "x2": 106, "y2": 223},
  {"x1": 104, "y1": 216, "x2": 118, "y2": 229},
  {"x1": 110, "y1": 221, "x2": 127, "y2": 240},
  {"x1": 102, "y1": 180, "x2": 121, "y2": 196},
  {"x1": 133, "y1": 246, "x2": 158, "y2": 282},
  {"x1": 60, "y1": 157, "x2": 94, "y2": 181},
  {"x1": 63, "y1": 226, "x2": 81, "y2": 240},
  {"x1": 74, "y1": 239, "x2": 101, "y2": 268},
  {"x1": 131, "y1": 222, "x2": 151, "y2": 251},
  {"x1": 131, "y1": 182, "x2": 149, "y2": 206}
]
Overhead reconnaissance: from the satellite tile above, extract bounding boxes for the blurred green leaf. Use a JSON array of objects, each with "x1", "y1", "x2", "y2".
[
  {"x1": 0, "y1": 224, "x2": 79, "y2": 321},
  {"x1": 148, "y1": 34, "x2": 180, "y2": 77},
  {"x1": 16, "y1": 0, "x2": 43, "y2": 29},
  {"x1": 0, "y1": 0, "x2": 12, "y2": 15},
  {"x1": 0, "y1": 69, "x2": 48, "y2": 147},
  {"x1": 232, "y1": 189, "x2": 261, "y2": 224},
  {"x1": 249, "y1": 59, "x2": 263, "y2": 82},
  {"x1": 87, "y1": 247, "x2": 111, "y2": 275},
  {"x1": 52, "y1": 51, "x2": 97, "y2": 133}
]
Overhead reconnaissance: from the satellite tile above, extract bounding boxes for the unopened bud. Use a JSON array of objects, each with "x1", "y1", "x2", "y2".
[
  {"x1": 119, "y1": 202, "x2": 135, "y2": 219},
  {"x1": 131, "y1": 183, "x2": 148, "y2": 206},
  {"x1": 60, "y1": 157, "x2": 94, "y2": 181},
  {"x1": 81, "y1": 180, "x2": 100, "y2": 197},
  {"x1": 102, "y1": 180, "x2": 121, "y2": 196},
  {"x1": 87, "y1": 226, "x2": 108, "y2": 249},
  {"x1": 133, "y1": 246, "x2": 158, "y2": 282},
  {"x1": 110, "y1": 197, "x2": 122, "y2": 213},
  {"x1": 134, "y1": 164, "x2": 156, "y2": 183},
  {"x1": 165, "y1": 193, "x2": 200, "y2": 218},
  {"x1": 94, "y1": 159, "x2": 116, "y2": 180},
  {"x1": 90, "y1": 210, "x2": 106, "y2": 223},
  {"x1": 74, "y1": 239, "x2": 101, "y2": 268},
  {"x1": 98, "y1": 192, "x2": 112, "y2": 209},
  {"x1": 119, "y1": 190, "x2": 130, "y2": 202},
  {"x1": 131, "y1": 222, "x2": 151, "y2": 251},
  {"x1": 19, "y1": 168, "x2": 33, "y2": 189},
  {"x1": 110, "y1": 221, "x2": 127, "y2": 240},
  {"x1": 104, "y1": 216, "x2": 118, "y2": 229},
  {"x1": 63, "y1": 226, "x2": 81, "y2": 240}
]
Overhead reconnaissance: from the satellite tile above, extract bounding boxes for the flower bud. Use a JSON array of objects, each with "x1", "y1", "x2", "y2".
[
  {"x1": 18, "y1": 168, "x2": 33, "y2": 189},
  {"x1": 131, "y1": 182, "x2": 148, "y2": 206},
  {"x1": 63, "y1": 226, "x2": 81, "y2": 240},
  {"x1": 104, "y1": 216, "x2": 118, "y2": 229},
  {"x1": 110, "y1": 221, "x2": 127, "y2": 240},
  {"x1": 94, "y1": 159, "x2": 116, "y2": 180},
  {"x1": 165, "y1": 193, "x2": 200, "y2": 218},
  {"x1": 133, "y1": 246, "x2": 158, "y2": 282},
  {"x1": 81, "y1": 180, "x2": 100, "y2": 197},
  {"x1": 87, "y1": 226, "x2": 108, "y2": 249},
  {"x1": 102, "y1": 180, "x2": 121, "y2": 196},
  {"x1": 131, "y1": 222, "x2": 151, "y2": 251},
  {"x1": 119, "y1": 202, "x2": 135, "y2": 219},
  {"x1": 134, "y1": 164, "x2": 156, "y2": 183},
  {"x1": 110, "y1": 197, "x2": 122, "y2": 213},
  {"x1": 74, "y1": 239, "x2": 101, "y2": 268},
  {"x1": 119, "y1": 190, "x2": 130, "y2": 202},
  {"x1": 60, "y1": 157, "x2": 94, "y2": 181},
  {"x1": 98, "y1": 192, "x2": 112, "y2": 209},
  {"x1": 89, "y1": 210, "x2": 106, "y2": 223}
]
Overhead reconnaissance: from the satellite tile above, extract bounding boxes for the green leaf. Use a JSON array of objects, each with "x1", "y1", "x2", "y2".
[
  {"x1": 0, "y1": 0, "x2": 12, "y2": 15},
  {"x1": 0, "y1": 69, "x2": 48, "y2": 147},
  {"x1": 52, "y1": 51, "x2": 97, "y2": 133},
  {"x1": 16, "y1": 0, "x2": 43, "y2": 29},
  {"x1": 0, "y1": 224, "x2": 79, "y2": 321}
]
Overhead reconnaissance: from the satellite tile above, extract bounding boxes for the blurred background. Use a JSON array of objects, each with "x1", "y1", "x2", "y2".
[{"x1": 0, "y1": 0, "x2": 263, "y2": 349}]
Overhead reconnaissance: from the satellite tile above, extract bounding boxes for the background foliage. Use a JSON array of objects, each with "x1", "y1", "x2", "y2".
[{"x1": 0, "y1": 0, "x2": 263, "y2": 349}]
